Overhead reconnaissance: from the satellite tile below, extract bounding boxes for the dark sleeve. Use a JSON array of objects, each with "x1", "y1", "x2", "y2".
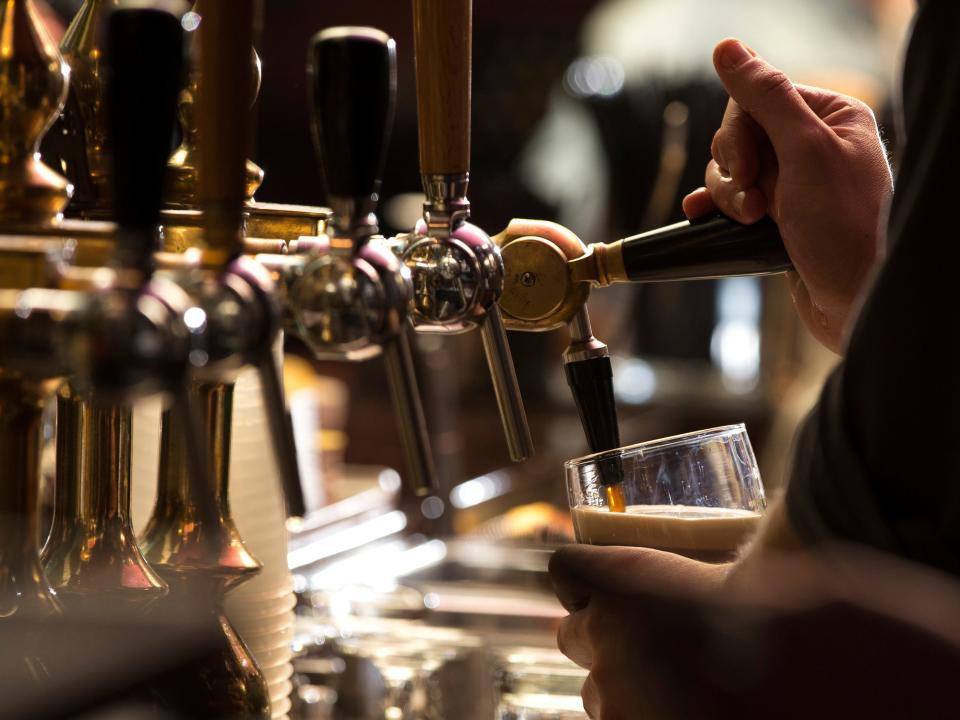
[{"x1": 784, "y1": 0, "x2": 960, "y2": 577}]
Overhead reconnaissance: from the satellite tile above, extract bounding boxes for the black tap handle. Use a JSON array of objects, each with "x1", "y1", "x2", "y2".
[
  {"x1": 308, "y1": 27, "x2": 396, "y2": 219},
  {"x1": 105, "y1": 1, "x2": 185, "y2": 274},
  {"x1": 621, "y1": 214, "x2": 792, "y2": 283}
]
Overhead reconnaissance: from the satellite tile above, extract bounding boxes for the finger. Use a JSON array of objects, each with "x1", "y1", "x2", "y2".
[
  {"x1": 681, "y1": 186, "x2": 716, "y2": 220},
  {"x1": 551, "y1": 544, "x2": 729, "y2": 598},
  {"x1": 549, "y1": 547, "x2": 594, "y2": 612},
  {"x1": 557, "y1": 610, "x2": 594, "y2": 669},
  {"x1": 705, "y1": 159, "x2": 768, "y2": 224},
  {"x1": 581, "y1": 673, "x2": 600, "y2": 719},
  {"x1": 713, "y1": 38, "x2": 827, "y2": 153},
  {"x1": 711, "y1": 98, "x2": 764, "y2": 188}
]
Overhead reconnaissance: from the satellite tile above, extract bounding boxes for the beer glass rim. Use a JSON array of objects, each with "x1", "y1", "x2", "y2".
[{"x1": 563, "y1": 423, "x2": 747, "y2": 469}]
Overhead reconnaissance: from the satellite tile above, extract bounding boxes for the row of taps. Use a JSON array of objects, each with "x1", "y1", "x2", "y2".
[{"x1": 0, "y1": 0, "x2": 793, "y2": 715}]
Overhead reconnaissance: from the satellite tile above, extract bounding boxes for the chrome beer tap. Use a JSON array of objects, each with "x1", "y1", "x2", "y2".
[
  {"x1": 399, "y1": 0, "x2": 534, "y2": 462},
  {"x1": 284, "y1": 27, "x2": 436, "y2": 493}
]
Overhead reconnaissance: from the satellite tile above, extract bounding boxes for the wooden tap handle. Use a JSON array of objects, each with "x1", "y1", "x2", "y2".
[
  {"x1": 412, "y1": 0, "x2": 471, "y2": 177},
  {"x1": 197, "y1": 0, "x2": 255, "y2": 262}
]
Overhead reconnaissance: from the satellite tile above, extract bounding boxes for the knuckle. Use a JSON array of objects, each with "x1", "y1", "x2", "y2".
[{"x1": 753, "y1": 69, "x2": 793, "y2": 103}]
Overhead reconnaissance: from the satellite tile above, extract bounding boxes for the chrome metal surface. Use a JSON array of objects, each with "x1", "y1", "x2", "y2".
[
  {"x1": 402, "y1": 218, "x2": 502, "y2": 332},
  {"x1": 481, "y1": 306, "x2": 534, "y2": 462},
  {"x1": 384, "y1": 331, "x2": 438, "y2": 494},
  {"x1": 421, "y1": 172, "x2": 471, "y2": 237},
  {"x1": 562, "y1": 307, "x2": 610, "y2": 364}
]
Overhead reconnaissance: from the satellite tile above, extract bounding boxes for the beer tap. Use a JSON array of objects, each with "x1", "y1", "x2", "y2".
[
  {"x1": 494, "y1": 213, "x2": 791, "y2": 501},
  {"x1": 0, "y1": 0, "x2": 194, "y2": 626},
  {"x1": 40, "y1": 2, "x2": 196, "y2": 613},
  {"x1": 287, "y1": 27, "x2": 436, "y2": 493},
  {"x1": 400, "y1": 0, "x2": 534, "y2": 463}
]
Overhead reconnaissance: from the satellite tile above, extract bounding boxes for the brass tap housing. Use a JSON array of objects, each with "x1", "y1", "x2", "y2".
[{"x1": 492, "y1": 218, "x2": 592, "y2": 332}]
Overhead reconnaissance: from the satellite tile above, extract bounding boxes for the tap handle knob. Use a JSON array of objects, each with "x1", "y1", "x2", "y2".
[
  {"x1": 309, "y1": 27, "x2": 396, "y2": 225},
  {"x1": 412, "y1": 0, "x2": 471, "y2": 178},
  {"x1": 106, "y1": 1, "x2": 185, "y2": 274}
]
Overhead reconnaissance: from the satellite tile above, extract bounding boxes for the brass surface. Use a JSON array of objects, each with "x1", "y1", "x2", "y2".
[
  {"x1": 0, "y1": 376, "x2": 62, "y2": 620},
  {"x1": 55, "y1": 0, "x2": 113, "y2": 213},
  {"x1": 0, "y1": 0, "x2": 72, "y2": 226},
  {"x1": 139, "y1": 380, "x2": 269, "y2": 718},
  {"x1": 493, "y1": 218, "x2": 591, "y2": 332},
  {"x1": 499, "y1": 238, "x2": 568, "y2": 323},
  {"x1": 0, "y1": 237, "x2": 68, "y2": 288},
  {"x1": 140, "y1": 382, "x2": 260, "y2": 582},
  {"x1": 42, "y1": 386, "x2": 168, "y2": 612},
  {"x1": 244, "y1": 201, "x2": 329, "y2": 241},
  {"x1": 568, "y1": 239, "x2": 627, "y2": 287}
]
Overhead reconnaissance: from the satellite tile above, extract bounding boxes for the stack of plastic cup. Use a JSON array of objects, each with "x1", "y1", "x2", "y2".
[
  {"x1": 223, "y1": 366, "x2": 297, "y2": 719},
  {"x1": 131, "y1": 360, "x2": 297, "y2": 719}
]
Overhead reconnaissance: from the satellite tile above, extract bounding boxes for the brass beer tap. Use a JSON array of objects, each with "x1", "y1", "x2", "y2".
[{"x1": 493, "y1": 214, "x2": 791, "y2": 499}]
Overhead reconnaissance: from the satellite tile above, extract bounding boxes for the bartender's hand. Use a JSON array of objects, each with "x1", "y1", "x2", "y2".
[
  {"x1": 682, "y1": 39, "x2": 892, "y2": 353},
  {"x1": 550, "y1": 546, "x2": 729, "y2": 718},
  {"x1": 549, "y1": 544, "x2": 960, "y2": 719}
]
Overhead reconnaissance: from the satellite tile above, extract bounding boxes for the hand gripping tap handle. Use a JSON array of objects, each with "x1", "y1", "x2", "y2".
[
  {"x1": 310, "y1": 28, "x2": 438, "y2": 492},
  {"x1": 412, "y1": 0, "x2": 534, "y2": 461},
  {"x1": 197, "y1": 0, "x2": 306, "y2": 518}
]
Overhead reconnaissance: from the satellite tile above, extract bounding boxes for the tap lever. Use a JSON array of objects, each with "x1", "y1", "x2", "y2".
[
  {"x1": 384, "y1": 331, "x2": 437, "y2": 494},
  {"x1": 106, "y1": 2, "x2": 185, "y2": 275},
  {"x1": 309, "y1": 27, "x2": 396, "y2": 236},
  {"x1": 412, "y1": 0, "x2": 471, "y2": 180},
  {"x1": 481, "y1": 305, "x2": 534, "y2": 462},
  {"x1": 256, "y1": 354, "x2": 307, "y2": 520},
  {"x1": 197, "y1": 0, "x2": 255, "y2": 262},
  {"x1": 574, "y1": 214, "x2": 791, "y2": 287}
]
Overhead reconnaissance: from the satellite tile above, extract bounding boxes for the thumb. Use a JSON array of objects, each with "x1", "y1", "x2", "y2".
[{"x1": 713, "y1": 38, "x2": 824, "y2": 154}]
